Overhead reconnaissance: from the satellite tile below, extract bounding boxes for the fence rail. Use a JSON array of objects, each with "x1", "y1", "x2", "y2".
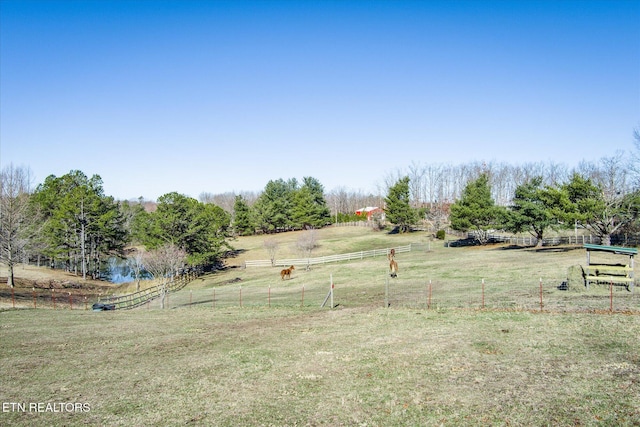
[
  {"x1": 244, "y1": 244, "x2": 416, "y2": 268},
  {"x1": 447, "y1": 234, "x2": 640, "y2": 248},
  {"x1": 95, "y1": 270, "x2": 199, "y2": 310},
  {"x1": 97, "y1": 276, "x2": 640, "y2": 313},
  {"x1": 333, "y1": 221, "x2": 375, "y2": 227}
]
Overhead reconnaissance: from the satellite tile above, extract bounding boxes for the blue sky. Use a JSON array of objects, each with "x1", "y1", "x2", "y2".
[{"x1": 1, "y1": 0, "x2": 639, "y2": 201}]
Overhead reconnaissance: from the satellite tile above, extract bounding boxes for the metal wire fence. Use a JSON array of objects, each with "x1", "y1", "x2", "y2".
[
  {"x1": 5, "y1": 276, "x2": 638, "y2": 314},
  {"x1": 385, "y1": 278, "x2": 640, "y2": 313},
  {"x1": 116, "y1": 277, "x2": 640, "y2": 313}
]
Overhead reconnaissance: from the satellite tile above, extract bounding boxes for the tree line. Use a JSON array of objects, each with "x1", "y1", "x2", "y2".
[
  {"x1": 0, "y1": 168, "x2": 233, "y2": 287},
  {"x1": 0, "y1": 170, "x2": 335, "y2": 287},
  {"x1": 384, "y1": 170, "x2": 640, "y2": 247},
  {"x1": 2, "y1": 134, "x2": 639, "y2": 286}
]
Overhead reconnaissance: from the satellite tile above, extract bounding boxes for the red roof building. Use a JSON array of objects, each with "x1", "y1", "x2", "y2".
[{"x1": 355, "y1": 206, "x2": 384, "y2": 221}]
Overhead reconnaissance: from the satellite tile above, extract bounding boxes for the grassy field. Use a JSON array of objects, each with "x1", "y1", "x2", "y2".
[{"x1": 1, "y1": 227, "x2": 640, "y2": 426}]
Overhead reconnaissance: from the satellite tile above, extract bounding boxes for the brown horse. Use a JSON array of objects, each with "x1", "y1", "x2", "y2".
[
  {"x1": 280, "y1": 265, "x2": 295, "y2": 280},
  {"x1": 388, "y1": 249, "x2": 398, "y2": 278},
  {"x1": 389, "y1": 259, "x2": 398, "y2": 278}
]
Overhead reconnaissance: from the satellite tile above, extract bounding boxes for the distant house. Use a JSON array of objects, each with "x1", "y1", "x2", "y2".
[{"x1": 355, "y1": 206, "x2": 384, "y2": 221}]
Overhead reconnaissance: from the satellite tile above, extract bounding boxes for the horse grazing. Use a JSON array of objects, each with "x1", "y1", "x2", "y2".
[
  {"x1": 280, "y1": 265, "x2": 295, "y2": 280},
  {"x1": 389, "y1": 259, "x2": 398, "y2": 278}
]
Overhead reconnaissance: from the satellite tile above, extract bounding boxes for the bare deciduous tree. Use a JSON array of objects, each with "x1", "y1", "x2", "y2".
[
  {"x1": 296, "y1": 229, "x2": 318, "y2": 270},
  {"x1": 142, "y1": 244, "x2": 186, "y2": 309},
  {"x1": 263, "y1": 238, "x2": 279, "y2": 267},
  {"x1": 632, "y1": 125, "x2": 640, "y2": 188},
  {"x1": 325, "y1": 187, "x2": 382, "y2": 219},
  {"x1": 0, "y1": 164, "x2": 34, "y2": 288},
  {"x1": 127, "y1": 249, "x2": 145, "y2": 292}
]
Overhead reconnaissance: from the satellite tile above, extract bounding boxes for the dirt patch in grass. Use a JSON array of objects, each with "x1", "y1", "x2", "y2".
[{"x1": 0, "y1": 265, "x2": 119, "y2": 309}]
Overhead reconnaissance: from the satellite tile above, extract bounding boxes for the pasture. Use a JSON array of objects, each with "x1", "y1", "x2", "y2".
[{"x1": 1, "y1": 226, "x2": 639, "y2": 426}]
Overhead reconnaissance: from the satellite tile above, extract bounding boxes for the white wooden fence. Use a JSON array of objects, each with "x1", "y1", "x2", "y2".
[{"x1": 244, "y1": 244, "x2": 418, "y2": 268}]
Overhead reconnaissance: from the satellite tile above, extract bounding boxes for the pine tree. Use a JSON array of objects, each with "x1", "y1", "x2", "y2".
[
  {"x1": 504, "y1": 177, "x2": 555, "y2": 247},
  {"x1": 384, "y1": 176, "x2": 416, "y2": 233},
  {"x1": 254, "y1": 179, "x2": 296, "y2": 232},
  {"x1": 233, "y1": 195, "x2": 255, "y2": 236},
  {"x1": 450, "y1": 173, "x2": 505, "y2": 244},
  {"x1": 292, "y1": 177, "x2": 331, "y2": 228}
]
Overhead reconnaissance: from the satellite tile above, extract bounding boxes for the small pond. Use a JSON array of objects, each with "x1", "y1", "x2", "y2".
[{"x1": 102, "y1": 257, "x2": 151, "y2": 284}]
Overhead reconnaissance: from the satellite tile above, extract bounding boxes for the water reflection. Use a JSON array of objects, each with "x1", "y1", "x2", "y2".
[{"x1": 102, "y1": 257, "x2": 150, "y2": 284}]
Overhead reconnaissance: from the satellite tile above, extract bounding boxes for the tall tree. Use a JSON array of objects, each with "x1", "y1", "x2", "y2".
[
  {"x1": 560, "y1": 173, "x2": 640, "y2": 246},
  {"x1": 384, "y1": 176, "x2": 416, "y2": 233},
  {"x1": 30, "y1": 170, "x2": 126, "y2": 278},
  {"x1": 504, "y1": 177, "x2": 555, "y2": 247},
  {"x1": 0, "y1": 165, "x2": 35, "y2": 287},
  {"x1": 292, "y1": 177, "x2": 331, "y2": 228},
  {"x1": 232, "y1": 195, "x2": 255, "y2": 236},
  {"x1": 632, "y1": 125, "x2": 640, "y2": 189},
  {"x1": 141, "y1": 192, "x2": 230, "y2": 265},
  {"x1": 254, "y1": 179, "x2": 296, "y2": 232},
  {"x1": 449, "y1": 173, "x2": 505, "y2": 245}
]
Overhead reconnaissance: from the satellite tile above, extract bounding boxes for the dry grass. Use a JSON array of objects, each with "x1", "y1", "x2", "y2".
[
  {"x1": 1, "y1": 307, "x2": 639, "y2": 426},
  {"x1": 1, "y1": 227, "x2": 639, "y2": 425}
]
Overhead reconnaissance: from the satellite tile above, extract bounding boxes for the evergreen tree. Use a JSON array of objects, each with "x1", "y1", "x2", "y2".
[
  {"x1": 30, "y1": 170, "x2": 126, "y2": 277},
  {"x1": 292, "y1": 177, "x2": 331, "y2": 228},
  {"x1": 141, "y1": 192, "x2": 231, "y2": 265},
  {"x1": 232, "y1": 195, "x2": 255, "y2": 236},
  {"x1": 557, "y1": 173, "x2": 640, "y2": 246},
  {"x1": 504, "y1": 176, "x2": 555, "y2": 247},
  {"x1": 450, "y1": 173, "x2": 505, "y2": 244},
  {"x1": 384, "y1": 176, "x2": 416, "y2": 233},
  {"x1": 254, "y1": 179, "x2": 296, "y2": 232}
]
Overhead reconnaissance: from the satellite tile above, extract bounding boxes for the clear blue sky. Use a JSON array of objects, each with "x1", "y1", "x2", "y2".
[{"x1": 1, "y1": 0, "x2": 639, "y2": 201}]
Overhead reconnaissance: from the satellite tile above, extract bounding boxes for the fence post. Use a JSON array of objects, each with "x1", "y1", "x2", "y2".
[
  {"x1": 330, "y1": 274, "x2": 334, "y2": 309},
  {"x1": 385, "y1": 277, "x2": 389, "y2": 308},
  {"x1": 539, "y1": 278, "x2": 543, "y2": 311},
  {"x1": 610, "y1": 280, "x2": 613, "y2": 313}
]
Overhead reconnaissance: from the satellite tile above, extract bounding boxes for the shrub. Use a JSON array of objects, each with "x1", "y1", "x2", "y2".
[{"x1": 436, "y1": 229, "x2": 446, "y2": 240}]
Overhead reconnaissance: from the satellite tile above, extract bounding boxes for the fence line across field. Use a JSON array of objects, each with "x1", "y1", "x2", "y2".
[
  {"x1": 124, "y1": 276, "x2": 640, "y2": 312},
  {"x1": 449, "y1": 233, "x2": 640, "y2": 247},
  {"x1": 244, "y1": 243, "x2": 420, "y2": 268},
  {"x1": 385, "y1": 277, "x2": 640, "y2": 313},
  {"x1": 9, "y1": 274, "x2": 640, "y2": 313}
]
